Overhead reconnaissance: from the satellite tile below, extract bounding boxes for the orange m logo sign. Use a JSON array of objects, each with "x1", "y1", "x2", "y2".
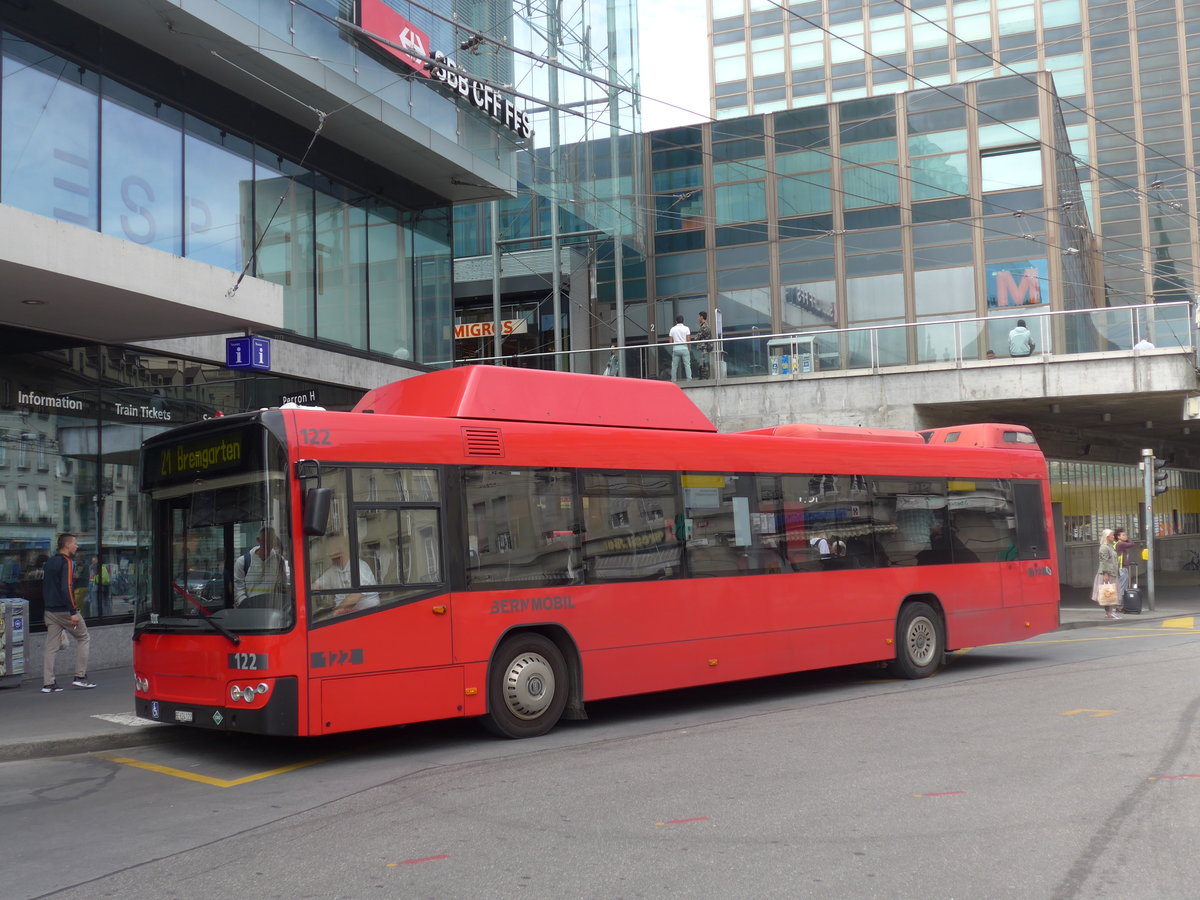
[{"x1": 993, "y1": 267, "x2": 1042, "y2": 307}]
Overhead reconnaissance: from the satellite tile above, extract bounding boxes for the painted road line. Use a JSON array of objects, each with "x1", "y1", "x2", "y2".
[
  {"x1": 655, "y1": 817, "x2": 711, "y2": 826},
  {"x1": 97, "y1": 751, "x2": 339, "y2": 788},
  {"x1": 1022, "y1": 630, "x2": 1196, "y2": 646},
  {"x1": 1061, "y1": 709, "x2": 1117, "y2": 717},
  {"x1": 913, "y1": 791, "x2": 966, "y2": 798},
  {"x1": 1162, "y1": 616, "x2": 1195, "y2": 629},
  {"x1": 389, "y1": 855, "x2": 450, "y2": 866}
]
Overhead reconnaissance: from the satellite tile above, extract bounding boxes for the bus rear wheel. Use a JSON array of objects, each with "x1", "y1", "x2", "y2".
[
  {"x1": 486, "y1": 633, "x2": 569, "y2": 739},
  {"x1": 893, "y1": 601, "x2": 942, "y2": 679}
]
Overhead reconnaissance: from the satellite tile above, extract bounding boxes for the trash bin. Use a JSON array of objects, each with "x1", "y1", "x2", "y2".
[{"x1": 1, "y1": 598, "x2": 29, "y2": 687}]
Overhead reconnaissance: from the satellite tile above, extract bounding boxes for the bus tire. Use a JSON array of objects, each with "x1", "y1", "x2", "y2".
[
  {"x1": 893, "y1": 601, "x2": 942, "y2": 679},
  {"x1": 486, "y1": 633, "x2": 569, "y2": 739}
]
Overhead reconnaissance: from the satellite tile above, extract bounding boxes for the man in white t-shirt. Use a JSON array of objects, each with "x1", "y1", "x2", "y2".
[
  {"x1": 314, "y1": 536, "x2": 379, "y2": 617},
  {"x1": 668, "y1": 314, "x2": 692, "y2": 382}
]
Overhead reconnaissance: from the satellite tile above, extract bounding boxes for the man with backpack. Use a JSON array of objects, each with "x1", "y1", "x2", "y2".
[{"x1": 233, "y1": 527, "x2": 289, "y2": 607}]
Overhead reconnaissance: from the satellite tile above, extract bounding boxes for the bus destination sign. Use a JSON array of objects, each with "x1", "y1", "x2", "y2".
[{"x1": 143, "y1": 429, "x2": 252, "y2": 490}]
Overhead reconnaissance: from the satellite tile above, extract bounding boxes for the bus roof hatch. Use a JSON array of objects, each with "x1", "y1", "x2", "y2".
[{"x1": 354, "y1": 367, "x2": 719, "y2": 432}]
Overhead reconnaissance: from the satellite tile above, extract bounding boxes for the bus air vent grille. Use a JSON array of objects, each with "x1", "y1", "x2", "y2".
[{"x1": 462, "y1": 426, "x2": 505, "y2": 457}]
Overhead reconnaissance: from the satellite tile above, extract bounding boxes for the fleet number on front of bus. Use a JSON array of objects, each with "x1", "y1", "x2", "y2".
[{"x1": 228, "y1": 652, "x2": 268, "y2": 670}]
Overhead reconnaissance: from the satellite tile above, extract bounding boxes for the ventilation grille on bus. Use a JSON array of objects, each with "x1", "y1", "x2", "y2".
[{"x1": 462, "y1": 426, "x2": 505, "y2": 457}]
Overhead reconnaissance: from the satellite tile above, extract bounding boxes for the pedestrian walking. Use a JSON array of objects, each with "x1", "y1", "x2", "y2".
[{"x1": 41, "y1": 532, "x2": 96, "y2": 692}]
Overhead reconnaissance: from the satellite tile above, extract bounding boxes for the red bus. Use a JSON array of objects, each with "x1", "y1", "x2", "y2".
[{"x1": 134, "y1": 367, "x2": 1058, "y2": 738}]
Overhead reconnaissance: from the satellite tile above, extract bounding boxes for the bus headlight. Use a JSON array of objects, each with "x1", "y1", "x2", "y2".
[
  {"x1": 134, "y1": 674, "x2": 149, "y2": 693},
  {"x1": 229, "y1": 682, "x2": 273, "y2": 704}
]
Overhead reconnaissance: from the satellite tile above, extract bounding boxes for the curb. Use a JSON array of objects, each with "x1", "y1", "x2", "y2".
[
  {"x1": 0, "y1": 724, "x2": 185, "y2": 763},
  {"x1": 1057, "y1": 611, "x2": 1174, "y2": 631}
]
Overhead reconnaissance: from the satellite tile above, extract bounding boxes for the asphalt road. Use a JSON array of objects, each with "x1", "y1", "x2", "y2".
[{"x1": 6, "y1": 619, "x2": 1200, "y2": 899}]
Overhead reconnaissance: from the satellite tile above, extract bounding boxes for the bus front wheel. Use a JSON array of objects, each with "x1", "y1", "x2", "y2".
[
  {"x1": 893, "y1": 602, "x2": 942, "y2": 679},
  {"x1": 486, "y1": 633, "x2": 569, "y2": 738}
]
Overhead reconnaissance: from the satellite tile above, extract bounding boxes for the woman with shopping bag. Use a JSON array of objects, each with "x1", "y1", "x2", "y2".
[{"x1": 1092, "y1": 529, "x2": 1120, "y2": 620}]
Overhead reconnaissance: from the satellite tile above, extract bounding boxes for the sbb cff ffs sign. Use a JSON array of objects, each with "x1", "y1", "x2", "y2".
[{"x1": 454, "y1": 320, "x2": 529, "y2": 340}]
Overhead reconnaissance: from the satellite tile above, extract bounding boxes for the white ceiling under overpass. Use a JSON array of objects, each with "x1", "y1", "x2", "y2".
[{"x1": 0, "y1": 204, "x2": 281, "y2": 344}]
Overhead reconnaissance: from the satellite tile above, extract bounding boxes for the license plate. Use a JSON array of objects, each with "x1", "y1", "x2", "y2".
[{"x1": 174, "y1": 710, "x2": 194, "y2": 723}]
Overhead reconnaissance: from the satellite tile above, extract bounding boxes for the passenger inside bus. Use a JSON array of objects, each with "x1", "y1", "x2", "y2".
[{"x1": 313, "y1": 535, "x2": 380, "y2": 618}]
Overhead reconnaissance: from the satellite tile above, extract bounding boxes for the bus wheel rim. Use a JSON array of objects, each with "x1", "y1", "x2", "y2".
[
  {"x1": 907, "y1": 617, "x2": 936, "y2": 666},
  {"x1": 503, "y1": 653, "x2": 556, "y2": 720}
]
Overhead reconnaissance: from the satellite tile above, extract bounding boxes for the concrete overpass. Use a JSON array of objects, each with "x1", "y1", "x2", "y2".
[{"x1": 688, "y1": 346, "x2": 1200, "y2": 469}]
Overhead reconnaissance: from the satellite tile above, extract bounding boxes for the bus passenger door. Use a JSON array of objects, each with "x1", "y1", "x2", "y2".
[{"x1": 1009, "y1": 481, "x2": 1054, "y2": 607}]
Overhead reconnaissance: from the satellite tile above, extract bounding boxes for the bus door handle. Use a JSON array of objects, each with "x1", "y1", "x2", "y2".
[{"x1": 432, "y1": 605, "x2": 447, "y2": 615}]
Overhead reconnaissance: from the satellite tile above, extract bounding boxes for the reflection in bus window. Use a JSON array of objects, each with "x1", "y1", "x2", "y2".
[
  {"x1": 465, "y1": 468, "x2": 580, "y2": 587},
  {"x1": 581, "y1": 471, "x2": 679, "y2": 582}
]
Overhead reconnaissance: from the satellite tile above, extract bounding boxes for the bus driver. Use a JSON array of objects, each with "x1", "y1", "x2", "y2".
[{"x1": 233, "y1": 527, "x2": 290, "y2": 607}]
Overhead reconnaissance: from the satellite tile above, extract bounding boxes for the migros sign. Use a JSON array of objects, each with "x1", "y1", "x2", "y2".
[{"x1": 453, "y1": 320, "x2": 529, "y2": 340}]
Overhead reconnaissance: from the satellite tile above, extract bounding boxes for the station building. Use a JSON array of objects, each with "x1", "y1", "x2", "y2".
[{"x1": 0, "y1": 0, "x2": 536, "y2": 634}]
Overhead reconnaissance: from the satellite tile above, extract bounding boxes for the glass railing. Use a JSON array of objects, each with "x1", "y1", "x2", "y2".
[{"x1": 461, "y1": 302, "x2": 1196, "y2": 382}]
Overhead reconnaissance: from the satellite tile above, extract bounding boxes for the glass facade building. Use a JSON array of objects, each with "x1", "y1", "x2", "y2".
[
  {"x1": 0, "y1": 0, "x2": 528, "y2": 632},
  {"x1": 451, "y1": 0, "x2": 645, "y2": 364},
  {"x1": 642, "y1": 77, "x2": 1098, "y2": 376},
  {"x1": 708, "y1": 0, "x2": 1199, "y2": 313}
]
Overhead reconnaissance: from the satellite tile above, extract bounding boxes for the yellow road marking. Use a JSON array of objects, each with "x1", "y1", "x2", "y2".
[
  {"x1": 1163, "y1": 617, "x2": 1195, "y2": 629},
  {"x1": 1021, "y1": 629, "x2": 1198, "y2": 646},
  {"x1": 1061, "y1": 708, "x2": 1117, "y2": 717},
  {"x1": 97, "y1": 752, "x2": 338, "y2": 788}
]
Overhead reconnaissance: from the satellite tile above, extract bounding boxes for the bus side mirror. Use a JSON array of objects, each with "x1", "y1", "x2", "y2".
[{"x1": 303, "y1": 487, "x2": 332, "y2": 536}]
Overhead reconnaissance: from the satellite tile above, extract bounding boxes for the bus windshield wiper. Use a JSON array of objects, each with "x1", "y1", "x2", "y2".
[{"x1": 171, "y1": 583, "x2": 240, "y2": 645}]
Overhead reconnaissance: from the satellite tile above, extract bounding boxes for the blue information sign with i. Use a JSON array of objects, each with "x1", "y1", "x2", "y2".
[{"x1": 226, "y1": 336, "x2": 272, "y2": 371}]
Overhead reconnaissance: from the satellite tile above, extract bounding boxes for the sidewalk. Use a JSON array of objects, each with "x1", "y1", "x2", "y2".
[
  {"x1": 0, "y1": 665, "x2": 179, "y2": 763},
  {"x1": 1, "y1": 572, "x2": 1196, "y2": 762},
  {"x1": 1058, "y1": 568, "x2": 1200, "y2": 629}
]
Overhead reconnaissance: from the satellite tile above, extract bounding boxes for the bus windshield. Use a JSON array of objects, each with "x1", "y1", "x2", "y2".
[{"x1": 139, "y1": 426, "x2": 294, "y2": 634}]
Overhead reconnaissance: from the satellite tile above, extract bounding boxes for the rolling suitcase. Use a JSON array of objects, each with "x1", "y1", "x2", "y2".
[{"x1": 1122, "y1": 567, "x2": 1142, "y2": 615}]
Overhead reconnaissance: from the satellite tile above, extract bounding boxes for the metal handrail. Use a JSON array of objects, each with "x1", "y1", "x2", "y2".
[{"x1": 457, "y1": 301, "x2": 1195, "y2": 380}]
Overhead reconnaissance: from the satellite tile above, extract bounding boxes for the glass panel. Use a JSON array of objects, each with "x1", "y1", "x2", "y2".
[
  {"x1": 777, "y1": 172, "x2": 833, "y2": 215},
  {"x1": 366, "y1": 204, "x2": 414, "y2": 360},
  {"x1": 914, "y1": 266, "x2": 976, "y2": 315},
  {"x1": 465, "y1": 468, "x2": 581, "y2": 588},
  {"x1": 352, "y1": 468, "x2": 439, "y2": 503},
  {"x1": 911, "y1": 154, "x2": 969, "y2": 200},
  {"x1": 1, "y1": 39, "x2": 99, "y2": 228},
  {"x1": 981, "y1": 149, "x2": 1042, "y2": 192},
  {"x1": 184, "y1": 122, "x2": 253, "y2": 271},
  {"x1": 715, "y1": 182, "x2": 767, "y2": 225},
  {"x1": 581, "y1": 471, "x2": 681, "y2": 583},
  {"x1": 843, "y1": 165, "x2": 899, "y2": 208},
  {"x1": 315, "y1": 183, "x2": 367, "y2": 350},
  {"x1": 100, "y1": 85, "x2": 182, "y2": 254},
  {"x1": 254, "y1": 154, "x2": 315, "y2": 336}
]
